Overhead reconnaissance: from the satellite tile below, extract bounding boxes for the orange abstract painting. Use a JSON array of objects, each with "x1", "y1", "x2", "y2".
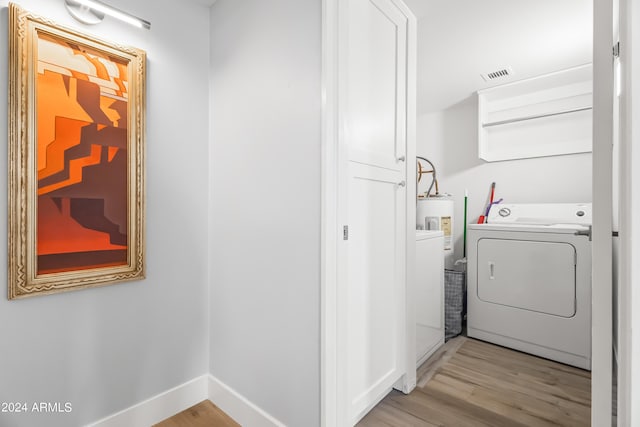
[
  {"x1": 36, "y1": 33, "x2": 130, "y2": 274},
  {"x1": 9, "y1": 3, "x2": 145, "y2": 299}
]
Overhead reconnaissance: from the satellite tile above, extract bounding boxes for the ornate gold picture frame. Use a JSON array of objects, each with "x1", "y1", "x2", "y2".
[{"x1": 8, "y1": 3, "x2": 146, "y2": 299}]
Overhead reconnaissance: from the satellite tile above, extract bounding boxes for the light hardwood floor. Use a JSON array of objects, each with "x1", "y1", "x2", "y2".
[
  {"x1": 153, "y1": 400, "x2": 240, "y2": 427},
  {"x1": 358, "y1": 337, "x2": 591, "y2": 427},
  {"x1": 156, "y1": 338, "x2": 590, "y2": 426}
]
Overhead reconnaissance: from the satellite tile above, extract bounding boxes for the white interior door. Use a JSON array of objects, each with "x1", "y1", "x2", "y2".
[
  {"x1": 343, "y1": 163, "x2": 405, "y2": 423},
  {"x1": 337, "y1": 0, "x2": 410, "y2": 424}
]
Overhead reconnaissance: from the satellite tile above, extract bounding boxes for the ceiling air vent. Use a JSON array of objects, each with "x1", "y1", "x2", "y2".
[{"x1": 481, "y1": 67, "x2": 514, "y2": 82}]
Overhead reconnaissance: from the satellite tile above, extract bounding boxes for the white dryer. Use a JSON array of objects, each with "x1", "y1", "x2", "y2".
[{"x1": 467, "y1": 203, "x2": 592, "y2": 370}]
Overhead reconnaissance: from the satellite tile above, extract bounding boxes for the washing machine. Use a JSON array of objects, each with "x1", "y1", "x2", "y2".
[
  {"x1": 467, "y1": 203, "x2": 592, "y2": 370},
  {"x1": 415, "y1": 230, "x2": 444, "y2": 367}
]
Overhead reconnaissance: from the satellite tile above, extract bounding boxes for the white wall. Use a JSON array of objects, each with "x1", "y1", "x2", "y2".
[
  {"x1": 418, "y1": 98, "x2": 592, "y2": 269},
  {"x1": 209, "y1": 0, "x2": 321, "y2": 426},
  {"x1": 0, "y1": 1, "x2": 211, "y2": 426}
]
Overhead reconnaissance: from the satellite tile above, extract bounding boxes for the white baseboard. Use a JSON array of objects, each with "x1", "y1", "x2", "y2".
[
  {"x1": 88, "y1": 375, "x2": 208, "y2": 427},
  {"x1": 208, "y1": 374, "x2": 285, "y2": 427},
  {"x1": 87, "y1": 374, "x2": 284, "y2": 427}
]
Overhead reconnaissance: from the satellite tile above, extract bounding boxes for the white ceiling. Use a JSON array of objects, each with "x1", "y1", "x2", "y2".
[
  {"x1": 190, "y1": 0, "x2": 218, "y2": 6},
  {"x1": 403, "y1": 0, "x2": 593, "y2": 114}
]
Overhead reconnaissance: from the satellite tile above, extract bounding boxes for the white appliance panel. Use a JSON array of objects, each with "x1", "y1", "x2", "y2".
[
  {"x1": 477, "y1": 239, "x2": 576, "y2": 317},
  {"x1": 467, "y1": 225, "x2": 591, "y2": 370},
  {"x1": 487, "y1": 202, "x2": 592, "y2": 225},
  {"x1": 415, "y1": 232, "x2": 444, "y2": 365}
]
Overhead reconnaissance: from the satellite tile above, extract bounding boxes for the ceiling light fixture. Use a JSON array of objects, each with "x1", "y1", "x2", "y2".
[{"x1": 64, "y1": 0, "x2": 151, "y2": 29}]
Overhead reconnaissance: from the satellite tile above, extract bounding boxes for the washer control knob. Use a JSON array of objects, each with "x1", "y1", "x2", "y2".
[{"x1": 498, "y1": 208, "x2": 511, "y2": 217}]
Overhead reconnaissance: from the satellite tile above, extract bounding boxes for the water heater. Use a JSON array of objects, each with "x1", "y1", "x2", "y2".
[{"x1": 417, "y1": 195, "x2": 454, "y2": 252}]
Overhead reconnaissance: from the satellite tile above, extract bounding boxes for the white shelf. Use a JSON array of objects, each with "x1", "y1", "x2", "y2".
[{"x1": 477, "y1": 64, "x2": 593, "y2": 162}]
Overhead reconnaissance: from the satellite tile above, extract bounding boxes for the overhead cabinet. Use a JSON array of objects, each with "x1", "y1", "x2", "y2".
[{"x1": 477, "y1": 64, "x2": 593, "y2": 162}]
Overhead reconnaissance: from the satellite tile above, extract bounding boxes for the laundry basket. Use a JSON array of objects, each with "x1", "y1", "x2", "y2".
[{"x1": 444, "y1": 269, "x2": 465, "y2": 341}]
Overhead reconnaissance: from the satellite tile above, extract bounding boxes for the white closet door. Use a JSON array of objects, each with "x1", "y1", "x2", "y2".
[
  {"x1": 337, "y1": 0, "x2": 410, "y2": 424},
  {"x1": 344, "y1": 163, "x2": 405, "y2": 423},
  {"x1": 344, "y1": 0, "x2": 407, "y2": 171}
]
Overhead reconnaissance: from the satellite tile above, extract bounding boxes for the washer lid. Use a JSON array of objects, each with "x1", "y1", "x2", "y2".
[
  {"x1": 468, "y1": 222, "x2": 590, "y2": 234},
  {"x1": 487, "y1": 203, "x2": 592, "y2": 225}
]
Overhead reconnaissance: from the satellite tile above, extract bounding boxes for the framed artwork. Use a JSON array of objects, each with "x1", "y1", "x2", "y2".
[{"x1": 8, "y1": 3, "x2": 146, "y2": 299}]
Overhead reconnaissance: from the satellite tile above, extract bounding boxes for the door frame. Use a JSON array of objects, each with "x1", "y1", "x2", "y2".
[
  {"x1": 616, "y1": 0, "x2": 639, "y2": 425},
  {"x1": 320, "y1": 0, "x2": 417, "y2": 425},
  {"x1": 322, "y1": 0, "x2": 616, "y2": 425},
  {"x1": 320, "y1": 1, "x2": 339, "y2": 424},
  {"x1": 592, "y1": 0, "x2": 614, "y2": 424}
]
